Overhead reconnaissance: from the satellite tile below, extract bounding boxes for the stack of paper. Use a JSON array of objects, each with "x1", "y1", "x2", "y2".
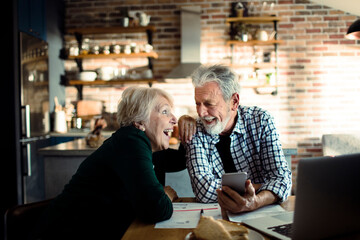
[{"x1": 155, "y1": 203, "x2": 221, "y2": 229}]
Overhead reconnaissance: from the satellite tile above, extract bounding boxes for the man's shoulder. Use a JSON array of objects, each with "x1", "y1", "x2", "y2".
[{"x1": 239, "y1": 105, "x2": 272, "y2": 121}]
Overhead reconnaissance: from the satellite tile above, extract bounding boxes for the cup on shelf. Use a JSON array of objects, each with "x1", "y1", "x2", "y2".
[
  {"x1": 142, "y1": 69, "x2": 153, "y2": 79},
  {"x1": 120, "y1": 17, "x2": 129, "y2": 27}
]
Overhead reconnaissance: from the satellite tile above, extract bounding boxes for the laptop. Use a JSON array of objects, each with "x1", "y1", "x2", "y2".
[{"x1": 242, "y1": 153, "x2": 360, "y2": 240}]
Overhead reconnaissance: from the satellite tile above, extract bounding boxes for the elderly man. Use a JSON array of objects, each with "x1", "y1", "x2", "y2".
[{"x1": 184, "y1": 64, "x2": 291, "y2": 213}]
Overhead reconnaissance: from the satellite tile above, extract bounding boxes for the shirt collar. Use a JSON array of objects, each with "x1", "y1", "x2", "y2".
[{"x1": 232, "y1": 106, "x2": 246, "y2": 136}]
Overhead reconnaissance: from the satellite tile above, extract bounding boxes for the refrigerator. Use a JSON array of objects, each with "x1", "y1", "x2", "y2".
[{"x1": 19, "y1": 32, "x2": 50, "y2": 204}]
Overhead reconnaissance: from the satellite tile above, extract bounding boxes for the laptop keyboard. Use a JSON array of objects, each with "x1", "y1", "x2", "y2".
[{"x1": 268, "y1": 223, "x2": 293, "y2": 237}]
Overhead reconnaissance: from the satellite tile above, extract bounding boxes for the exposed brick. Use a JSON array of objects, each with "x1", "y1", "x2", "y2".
[
  {"x1": 64, "y1": 0, "x2": 360, "y2": 190},
  {"x1": 324, "y1": 16, "x2": 339, "y2": 21},
  {"x1": 329, "y1": 34, "x2": 345, "y2": 39},
  {"x1": 291, "y1": 17, "x2": 305, "y2": 22},
  {"x1": 340, "y1": 40, "x2": 356, "y2": 45},
  {"x1": 306, "y1": 28, "x2": 321, "y2": 33}
]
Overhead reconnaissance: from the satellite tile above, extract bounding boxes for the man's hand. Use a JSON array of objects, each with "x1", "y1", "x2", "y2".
[
  {"x1": 178, "y1": 115, "x2": 196, "y2": 144},
  {"x1": 216, "y1": 180, "x2": 277, "y2": 213}
]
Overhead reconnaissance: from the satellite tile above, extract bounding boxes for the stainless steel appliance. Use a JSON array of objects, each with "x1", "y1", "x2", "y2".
[{"x1": 19, "y1": 32, "x2": 50, "y2": 203}]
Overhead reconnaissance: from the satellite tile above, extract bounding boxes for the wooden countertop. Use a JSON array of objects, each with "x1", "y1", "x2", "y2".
[
  {"x1": 50, "y1": 130, "x2": 114, "y2": 137},
  {"x1": 39, "y1": 138, "x2": 97, "y2": 156},
  {"x1": 39, "y1": 138, "x2": 297, "y2": 157},
  {"x1": 122, "y1": 196, "x2": 295, "y2": 240}
]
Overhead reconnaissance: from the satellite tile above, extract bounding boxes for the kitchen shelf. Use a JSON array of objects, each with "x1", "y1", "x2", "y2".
[
  {"x1": 226, "y1": 40, "x2": 283, "y2": 46},
  {"x1": 226, "y1": 16, "x2": 281, "y2": 95},
  {"x1": 64, "y1": 25, "x2": 158, "y2": 100},
  {"x1": 66, "y1": 26, "x2": 156, "y2": 35},
  {"x1": 241, "y1": 84, "x2": 278, "y2": 88},
  {"x1": 230, "y1": 62, "x2": 276, "y2": 69},
  {"x1": 68, "y1": 79, "x2": 158, "y2": 86},
  {"x1": 67, "y1": 52, "x2": 158, "y2": 60},
  {"x1": 21, "y1": 55, "x2": 48, "y2": 65},
  {"x1": 226, "y1": 16, "x2": 281, "y2": 24}
]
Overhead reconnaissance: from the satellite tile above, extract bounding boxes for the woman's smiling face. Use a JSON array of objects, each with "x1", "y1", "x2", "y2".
[{"x1": 144, "y1": 96, "x2": 177, "y2": 152}]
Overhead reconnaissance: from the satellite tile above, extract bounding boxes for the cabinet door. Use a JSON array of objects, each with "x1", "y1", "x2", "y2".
[
  {"x1": 18, "y1": 0, "x2": 46, "y2": 40},
  {"x1": 30, "y1": 0, "x2": 46, "y2": 40},
  {"x1": 18, "y1": 0, "x2": 31, "y2": 33}
]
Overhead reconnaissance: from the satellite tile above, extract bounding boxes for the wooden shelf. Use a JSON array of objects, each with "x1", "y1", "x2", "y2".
[
  {"x1": 66, "y1": 26, "x2": 156, "y2": 35},
  {"x1": 230, "y1": 63, "x2": 276, "y2": 69},
  {"x1": 65, "y1": 25, "x2": 158, "y2": 99},
  {"x1": 226, "y1": 16, "x2": 281, "y2": 24},
  {"x1": 241, "y1": 84, "x2": 278, "y2": 89},
  {"x1": 67, "y1": 52, "x2": 158, "y2": 60},
  {"x1": 68, "y1": 79, "x2": 159, "y2": 86},
  {"x1": 21, "y1": 55, "x2": 48, "y2": 65},
  {"x1": 227, "y1": 40, "x2": 283, "y2": 46},
  {"x1": 227, "y1": 16, "x2": 281, "y2": 95}
]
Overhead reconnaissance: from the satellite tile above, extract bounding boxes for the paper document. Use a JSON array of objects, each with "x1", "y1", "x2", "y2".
[
  {"x1": 228, "y1": 204, "x2": 287, "y2": 223},
  {"x1": 155, "y1": 202, "x2": 221, "y2": 229}
]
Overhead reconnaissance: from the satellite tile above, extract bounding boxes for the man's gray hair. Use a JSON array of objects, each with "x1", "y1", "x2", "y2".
[
  {"x1": 117, "y1": 86, "x2": 173, "y2": 127},
  {"x1": 191, "y1": 64, "x2": 240, "y2": 101}
]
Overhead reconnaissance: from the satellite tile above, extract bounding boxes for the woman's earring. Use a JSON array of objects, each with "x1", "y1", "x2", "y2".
[{"x1": 134, "y1": 122, "x2": 145, "y2": 131}]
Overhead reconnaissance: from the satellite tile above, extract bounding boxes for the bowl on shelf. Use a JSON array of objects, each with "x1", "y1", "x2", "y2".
[{"x1": 78, "y1": 71, "x2": 97, "y2": 81}]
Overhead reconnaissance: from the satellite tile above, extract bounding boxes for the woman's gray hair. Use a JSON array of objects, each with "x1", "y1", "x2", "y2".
[
  {"x1": 191, "y1": 64, "x2": 240, "y2": 101},
  {"x1": 117, "y1": 86, "x2": 174, "y2": 127}
]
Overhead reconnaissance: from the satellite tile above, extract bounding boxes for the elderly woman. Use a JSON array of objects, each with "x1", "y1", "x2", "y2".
[{"x1": 32, "y1": 86, "x2": 178, "y2": 239}]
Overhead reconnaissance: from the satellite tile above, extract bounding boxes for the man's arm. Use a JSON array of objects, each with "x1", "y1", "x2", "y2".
[
  {"x1": 216, "y1": 180, "x2": 278, "y2": 213},
  {"x1": 256, "y1": 113, "x2": 292, "y2": 203},
  {"x1": 185, "y1": 132, "x2": 221, "y2": 203},
  {"x1": 216, "y1": 110, "x2": 291, "y2": 213}
]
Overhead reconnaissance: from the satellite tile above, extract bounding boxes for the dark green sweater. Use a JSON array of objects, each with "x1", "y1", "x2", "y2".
[{"x1": 33, "y1": 126, "x2": 173, "y2": 239}]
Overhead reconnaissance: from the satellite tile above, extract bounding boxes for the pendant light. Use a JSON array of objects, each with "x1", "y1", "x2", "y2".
[{"x1": 346, "y1": 19, "x2": 360, "y2": 39}]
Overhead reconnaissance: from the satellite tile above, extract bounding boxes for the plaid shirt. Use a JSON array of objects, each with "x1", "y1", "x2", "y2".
[{"x1": 185, "y1": 106, "x2": 292, "y2": 203}]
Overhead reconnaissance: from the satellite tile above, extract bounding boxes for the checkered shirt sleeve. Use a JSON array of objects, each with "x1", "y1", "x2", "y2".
[{"x1": 185, "y1": 106, "x2": 292, "y2": 203}]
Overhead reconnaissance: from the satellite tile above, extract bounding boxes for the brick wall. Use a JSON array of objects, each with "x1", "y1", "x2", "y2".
[{"x1": 64, "y1": 0, "x2": 360, "y2": 187}]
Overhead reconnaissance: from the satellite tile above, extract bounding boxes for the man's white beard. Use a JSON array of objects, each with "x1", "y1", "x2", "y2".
[{"x1": 201, "y1": 112, "x2": 231, "y2": 135}]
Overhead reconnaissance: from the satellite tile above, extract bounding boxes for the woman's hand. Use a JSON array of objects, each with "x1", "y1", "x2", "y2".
[
  {"x1": 164, "y1": 186, "x2": 178, "y2": 202},
  {"x1": 178, "y1": 115, "x2": 196, "y2": 144}
]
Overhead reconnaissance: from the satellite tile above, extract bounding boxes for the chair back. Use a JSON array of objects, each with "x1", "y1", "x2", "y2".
[{"x1": 4, "y1": 199, "x2": 52, "y2": 240}]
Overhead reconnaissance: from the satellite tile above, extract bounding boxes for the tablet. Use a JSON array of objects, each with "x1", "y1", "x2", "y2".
[{"x1": 221, "y1": 172, "x2": 247, "y2": 194}]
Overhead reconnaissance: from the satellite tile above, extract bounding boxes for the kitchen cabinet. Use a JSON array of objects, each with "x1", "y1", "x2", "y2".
[
  {"x1": 18, "y1": 0, "x2": 46, "y2": 40},
  {"x1": 226, "y1": 16, "x2": 282, "y2": 95},
  {"x1": 63, "y1": 26, "x2": 158, "y2": 100}
]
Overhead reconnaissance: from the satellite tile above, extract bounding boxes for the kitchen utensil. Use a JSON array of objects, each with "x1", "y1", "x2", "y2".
[{"x1": 54, "y1": 96, "x2": 62, "y2": 112}]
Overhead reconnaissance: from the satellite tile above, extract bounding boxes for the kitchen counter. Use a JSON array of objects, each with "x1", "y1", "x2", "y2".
[
  {"x1": 40, "y1": 138, "x2": 296, "y2": 164},
  {"x1": 39, "y1": 138, "x2": 99, "y2": 156},
  {"x1": 49, "y1": 130, "x2": 114, "y2": 138},
  {"x1": 39, "y1": 138, "x2": 297, "y2": 199}
]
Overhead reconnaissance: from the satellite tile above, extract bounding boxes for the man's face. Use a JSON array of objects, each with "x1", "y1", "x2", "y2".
[{"x1": 194, "y1": 82, "x2": 237, "y2": 135}]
